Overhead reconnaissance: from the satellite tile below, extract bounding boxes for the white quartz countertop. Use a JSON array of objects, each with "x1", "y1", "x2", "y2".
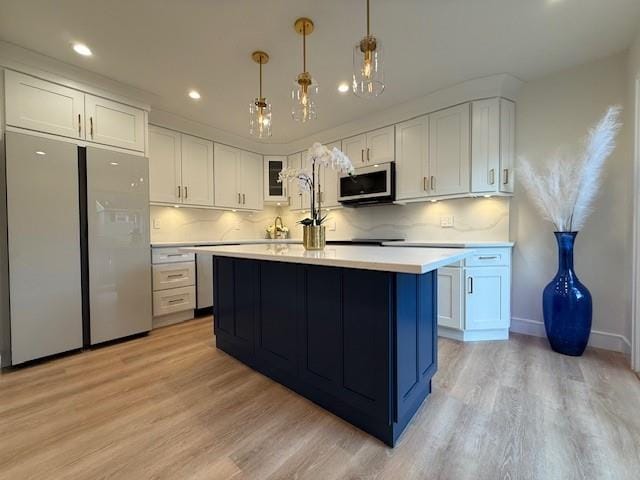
[
  {"x1": 151, "y1": 239, "x2": 301, "y2": 248},
  {"x1": 180, "y1": 244, "x2": 474, "y2": 274},
  {"x1": 382, "y1": 240, "x2": 515, "y2": 248}
]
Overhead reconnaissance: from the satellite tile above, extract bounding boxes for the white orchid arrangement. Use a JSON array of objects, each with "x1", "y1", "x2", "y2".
[
  {"x1": 518, "y1": 106, "x2": 622, "y2": 232},
  {"x1": 278, "y1": 142, "x2": 354, "y2": 226}
]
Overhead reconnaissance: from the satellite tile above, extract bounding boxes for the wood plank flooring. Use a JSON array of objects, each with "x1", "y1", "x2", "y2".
[{"x1": 1, "y1": 316, "x2": 639, "y2": 479}]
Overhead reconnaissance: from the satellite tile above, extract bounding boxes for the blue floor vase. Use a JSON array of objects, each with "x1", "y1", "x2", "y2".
[{"x1": 543, "y1": 232, "x2": 592, "y2": 356}]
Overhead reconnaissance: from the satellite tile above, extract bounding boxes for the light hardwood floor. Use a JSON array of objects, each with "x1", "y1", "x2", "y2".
[{"x1": 1, "y1": 317, "x2": 639, "y2": 480}]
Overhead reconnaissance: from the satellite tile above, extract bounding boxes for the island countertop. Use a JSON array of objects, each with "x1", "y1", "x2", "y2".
[{"x1": 180, "y1": 244, "x2": 474, "y2": 274}]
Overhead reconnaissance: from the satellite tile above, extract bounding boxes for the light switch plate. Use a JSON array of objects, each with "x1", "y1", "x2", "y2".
[
  {"x1": 440, "y1": 216, "x2": 454, "y2": 228},
  {"x1": 327, "y1": 220, "x2": 336, "y2": 231},
  {"x1": 152, "y1": 219, "x2": 161, "y2": 229}
]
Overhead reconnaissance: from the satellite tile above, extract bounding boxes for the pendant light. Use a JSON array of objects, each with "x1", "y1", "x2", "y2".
[
  {"x1": 249, "y1": 51, "x2": 272, "y2": 138},
  {"x1": 291, "y1": 17, "x2": 318, "y2": 122},
  {"x1": 353, "y1": 0, "x2": 384, "y2": 97}
]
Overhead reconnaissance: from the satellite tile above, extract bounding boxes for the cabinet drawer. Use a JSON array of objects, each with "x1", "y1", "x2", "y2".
[
  {"x1": 153, "y1": 286, "x2": 196, "y2": 316},
  {"x1": 152, "y1": 247, "x2": 195, "y2": 264},
  {"x1": 464, "y1": 248, "x2": 511, "y2": 267},
  {"x1": 152, "y1": 262, "x2": 195, "y2": 291}
]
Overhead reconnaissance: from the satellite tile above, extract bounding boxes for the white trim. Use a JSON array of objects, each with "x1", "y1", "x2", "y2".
[
  {"x1": 510, "y1": 317, "x2": 632, "y2": 355},
  {"x1": 633, "y1": 77, "x2": 640, "y2": 372},
  {"x1": 438, "y1": 326, "x2": 509, "y2": 342}
]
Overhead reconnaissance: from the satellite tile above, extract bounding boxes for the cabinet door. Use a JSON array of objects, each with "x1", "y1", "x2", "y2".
[
  {"x1": 500, "y1": 99, "x2": 515, "y2": 193},
  {"x1": 286, "y1": 153, "x2": 303, "y2": 210},
  {"x1": 342, "y1": 134, "x2": 367, "y2": 168},
  {"x1": 181, "y1": 134, "x2": 214, "y2": 207},
  {"x1": 428, "y1": 104, "x2": 470, "y2": 196},
  {"x1": 320, "y1": 141, "x2": 341, "y2": 208},
  {"x1": 148, "y1": 126, "x2": 182, "y2": 204},
  {"x1": 5, "y1": 70, "x2": 84, "y2": 139},
  {"x1": 437, "y1": 267, "x2": 463, "y2": 330},
  {"x1": 264, "y1": 156, "x2": 288, "y2": 202},
  {"x1": 465, "y1": 266, "x2": 510, "y2": 330},
  {"x1": 239, "y1": 150, "x2": 263, "y2": 210},
  {"x1": 84, "y1": 94, "x2": 145, "y2": 151},
  {"x1": 471, "y1": 99, "x2": 500, "y2": 193},
  {"x1": 395, "y1": 116, "x2": 429, "y2": 200},
  {"x1": 366, "y1": 126, "x2": 395, "y2": 165},
  {"x1": 214, "y1": 143, "x2": 240, "y2": 208}
]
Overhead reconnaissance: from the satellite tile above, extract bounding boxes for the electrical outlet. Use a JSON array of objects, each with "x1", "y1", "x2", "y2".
[
  {"x1": 440, "y1": 216, "x2": 454, "y2": 228},
  {"x1": 152, "y1": 219, "x2": 161, "y2": 229},
  {"x1": 327, "y1": 220, "x2": 336, "y2": 231}
]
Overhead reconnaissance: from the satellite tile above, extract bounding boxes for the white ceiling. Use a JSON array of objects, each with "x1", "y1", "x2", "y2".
[{"x1": 1, "y1": 0, "x2": 639, "y2": 145}]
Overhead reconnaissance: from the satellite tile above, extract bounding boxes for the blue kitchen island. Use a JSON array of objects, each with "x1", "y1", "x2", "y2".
[{"x1": 182, "y1": 244, "x2": 472, "y2": 446}]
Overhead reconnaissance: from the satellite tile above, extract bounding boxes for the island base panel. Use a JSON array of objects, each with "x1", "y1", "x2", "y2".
[{"x1": 213, "y1": 257, "x2": 437, "y2": 447}]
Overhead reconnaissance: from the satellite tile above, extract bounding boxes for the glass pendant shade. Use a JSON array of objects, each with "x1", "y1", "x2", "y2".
[
  {"x1": 249, "y1": 98, "x2": 272, "y2": 138},
  {"x1": 352, "y1": 36, "x2": 384, "y2": 97},
  {"x1": 291, "y1": 77, "x2": 318, "y2": 123}
]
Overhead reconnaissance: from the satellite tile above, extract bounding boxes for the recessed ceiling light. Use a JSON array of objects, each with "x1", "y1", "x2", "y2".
[
  {"x1": 338, "y1": 82, "x2": 350, "y2": 93},
  {"x1": 188, "y1": 90, "x2": 201, "y2": 100},
  {"x1": 73, "y1": 43, "x2": 92, "y2": 56},
  {"x1": 35, "y1": 151, "x2": 46, "y2": 156}
]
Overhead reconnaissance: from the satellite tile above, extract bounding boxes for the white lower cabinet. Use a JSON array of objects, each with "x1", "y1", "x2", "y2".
[
  {"x1": 437, "y1": 247, "x2": 512, "y2": 341},
  {"x1": 151, "y1": 247, "x2": 196, "y2": 328}
]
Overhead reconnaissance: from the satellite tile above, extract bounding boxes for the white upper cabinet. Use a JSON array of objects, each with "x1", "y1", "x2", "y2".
[
  {"x1": 343, "y1": 126, "x2": 395, "y2": 169},
  {"x1": 287, "y1": 152, "x2": 303, "y2": 211},
  {"x1": 321, "y1": 141, "x2": 341, "y2": 208},
  {"x1": 499, "y1": 99, "x2": 515, "y2": 193},
  {"x1": 264, "y1": 156, "x2": 288, "y2": 202},
  {"x1": 5, "y1": 70, "x2": 84, "y2": 140},
  {"x1": 428, "y1": 104, "x2": 470, "y2": 196},
  {"x1": 214, "y1": 144, "x2": 241, "y2": 209},
  {"x1": 149, "y1": 126, "x2": 181, "y2": 204},
  {"x1": 213, "y1": 144, "x2": 263, "y2": 210},
  {"x1": 181, "y1": 134, "x2": 214, "y2": 207},
  {"x1": 471, "y1": 99, "x2": 500, "y2": 193},
  {"x1": 84, "y1": 94, "x2": 145, "y2": 152},
  {"x1": 239, "y1": 150, "x2": 263, "y2": 210},
  {"x1": 395, "y1": 116, "x2": 429, "y2": 201},
  {"x1": 471, "y1": 98, "x2": 516, "y2": 194},
  {"x1": 366, "y1": 126, "x2": 395, "y2": 165},
  {"x1": 342, "y1": 134, "x2": 367, "y2": 169},
  {"x1": 4, "y1": 70, "x2": 147, "y2": 152}
]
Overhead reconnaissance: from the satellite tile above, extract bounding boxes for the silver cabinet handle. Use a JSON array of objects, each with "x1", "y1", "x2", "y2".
[
  {"x1": 167, "y1": 254, "x2": 184, "y2": 257},
  {"x1": 238, "y1": 193, "x2": 241, "y2": 204},
  {"x1": 478, "y1": 255, "x2": 498, "y2": 260},
  {"x1": 423, "y1": 177, "x2": 428, "y2": 191},
  {"x1": 167, "y1": 274, "x2": 184, "y2": 278},
  {"x1": 503, "y1": 169, "x2": 509, "y2": 185},
  {"x1": 184, "y1": 186, "x2": 188, "y2": 199},
  {"x1": 468, "y1": 277, "x2": 473, "y2": 294},
  {"x1": 366, "y1": 148, "x2": 370, "y2": 162},
  {"x1": 430, "y1": 176, "x2": 435, "y2": 190},
  {"x1": 90, "y1": 116, "x2": 94, "y2": 138},
  {"x1": 177, "y1": 185, "x2": 181, "y2": 198},
  {"x1": 361, "y1": 149, "x2": 364, "y2": 163},
  {"x1": 168, "y1": 298, "x2": 184, "y2": 304},
  {"x1": 489, "y1": 168, "x2": 495, "y2": 185},
  {"x1": 242, "y1": 193, "x2": 246, "y2": 205},
  {"x1": 78, "y1": 114, "x2": 81, "y2": 137}
]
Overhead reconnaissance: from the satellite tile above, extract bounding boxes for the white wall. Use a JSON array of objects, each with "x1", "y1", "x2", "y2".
[
  {"x1": 511, "y1": 52, "x2": 633, "y2": 353},
  {"x1": 628, "y1": 29, "x2": 640, "y2": 367}
]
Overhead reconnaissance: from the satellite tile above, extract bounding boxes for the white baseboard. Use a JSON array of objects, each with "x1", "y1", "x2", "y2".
[
  {"x1": 510, "y1": 317, "x2": 632, "y2": 355},
  {"x1": 439, "y1": 326, "x2": 509, "y2": 342}
]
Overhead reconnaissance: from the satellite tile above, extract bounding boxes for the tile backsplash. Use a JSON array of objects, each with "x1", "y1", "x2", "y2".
[{"x1": 150, "y1": 196, "x2": 510, "y2": 243}]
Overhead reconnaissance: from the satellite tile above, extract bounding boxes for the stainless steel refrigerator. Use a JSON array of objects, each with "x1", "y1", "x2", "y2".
[{"x1": 3, "y1": 131, "x2": 151, "y2": 365}]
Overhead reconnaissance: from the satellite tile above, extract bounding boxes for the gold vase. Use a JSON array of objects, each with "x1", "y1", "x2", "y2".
[{"x1": 302, "y1": 225, "x2": 326, "y2": 250}]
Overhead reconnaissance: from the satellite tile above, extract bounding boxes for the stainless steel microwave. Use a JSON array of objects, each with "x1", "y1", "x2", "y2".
[{"x1": 338, "y1": 162, "x2": 395, "y2": 206}]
